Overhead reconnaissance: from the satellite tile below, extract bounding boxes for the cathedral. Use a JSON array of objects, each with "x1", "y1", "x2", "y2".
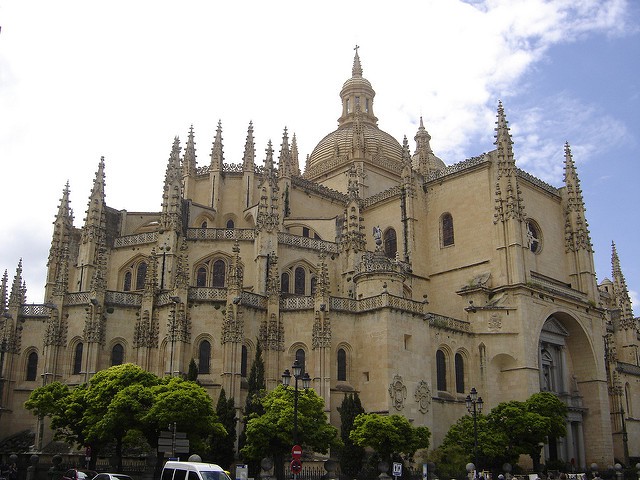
[{"x1": 1, "y1": 49, "x2": 638, "y2": 469}]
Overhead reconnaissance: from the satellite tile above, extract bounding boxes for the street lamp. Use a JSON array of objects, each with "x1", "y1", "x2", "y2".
[
  {"x1": 282, "y1": 359, "x2": 311, "y2": 444},
  {"x1": 466, "y1": 387, "x2": 484, "y2": 479}
]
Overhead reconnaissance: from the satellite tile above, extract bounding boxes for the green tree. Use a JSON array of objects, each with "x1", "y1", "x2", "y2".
[
  {"x1": 238, "y1": 341, "x2": 266, "y2": 477},
  {"x1": 241, "y1": 385, "x2": 340, "y2": 480},
  {"x1": 350, "y1": 414, "x2": 431, "y2": 467},
  {"x1": 337, "y1": 393, "x2": 366, "y2": 477},
  {"x1": 210, "y1": 388, "x2": 236, "y2": 469},
  {"x1": 187, "y1": 359, "x2": 199, "y2": 382}
]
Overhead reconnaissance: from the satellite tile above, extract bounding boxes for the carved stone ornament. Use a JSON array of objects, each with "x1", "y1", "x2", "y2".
[
  {"x1": 488, "y1": 313, "x2": 502, "y2": 331},
  {"x1": 388, "y1": 374, "x2": 407, "y2": 411},
  {"x1": 415, "y1": 380, "x2": 432, "y2": 414}
]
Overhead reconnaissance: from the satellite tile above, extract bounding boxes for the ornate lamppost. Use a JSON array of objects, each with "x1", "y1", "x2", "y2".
[
  {"x1": 466, "y1": 387, "x2": 484, "y2": 479},
  {"x1": 282, "y1": 359, "x2": 311, "y2": 444}
]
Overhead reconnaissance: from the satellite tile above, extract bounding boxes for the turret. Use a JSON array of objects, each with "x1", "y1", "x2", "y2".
[
  {"x1": 209, "y1": 121, "x2": 224, "y2": 211},
  {"x1": 182, "y1": 125, "x2": 198, "y2": 199}
]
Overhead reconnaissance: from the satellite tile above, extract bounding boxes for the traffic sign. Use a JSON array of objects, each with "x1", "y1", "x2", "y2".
[
  {"x1": 393, "y1": 462, "x2": 403, "y2": 477},
  {"x1": 290, "y1": 459, "x2": 302, "y2": 474},
  {"x1": 291, "y1": 444, "x2": 303, "y2": 459}
]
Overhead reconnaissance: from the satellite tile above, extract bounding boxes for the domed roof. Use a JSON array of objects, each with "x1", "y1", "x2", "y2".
[
  {"x1": 305, "y1": 48, "x2": 404, "y2": 178},
  {"x1": 307, "y1": 123, "x2": 403, "y2": 173}
]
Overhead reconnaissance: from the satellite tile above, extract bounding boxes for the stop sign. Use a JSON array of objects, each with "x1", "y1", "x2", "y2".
[{"x1": 290, "y1": 459, "x2": 302, "y2": 474}]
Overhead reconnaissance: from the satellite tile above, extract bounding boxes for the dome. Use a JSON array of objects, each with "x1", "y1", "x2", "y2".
[{"x1": 307, "y1": 123, "x2": 403, "y2": 174}]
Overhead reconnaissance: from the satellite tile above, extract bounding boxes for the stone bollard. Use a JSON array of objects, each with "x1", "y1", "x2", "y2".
[
  {"x1": 324, "y1": 460, "x2": 338, "y2": 480},
  {"x1": 48, "y1": 455, "x2": 64, "y2": 480},
  {"x1": 378, "y1": 462, "x2": 391, "y2": 480},
  {"x1": 259, "y1": 458, "x2": 274, "y2": 480}
]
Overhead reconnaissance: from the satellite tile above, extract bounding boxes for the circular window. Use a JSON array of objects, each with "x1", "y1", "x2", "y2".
[{"x1": 526, "y1": 220, "x2": 542, "y2": 254}]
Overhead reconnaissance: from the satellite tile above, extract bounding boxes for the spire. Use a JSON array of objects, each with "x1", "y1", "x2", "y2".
[
  {"x1": 493, "y1": 101, "x2": 525, "y2": 223},
  {"x1": 160, "y1": 137, "x2": 184, "y2": 232},
  {"x1": 242, "y1": 121, "x2": 256, "y2": 171},
  {"x1": 264, "y1": 140, "x2": 275, "y2": 174},
  {"x1": 291, "y1": 133, "x2": 301, "y2": 176},
  {"x1": 256, "y1": 141, "x2": 280, "y2": 232},
  {"x1": 414, "y1": 116, "x2": 442, "y2": 176},
  {"x1": 210, "y1": 120, "x2": 224, "y2": 170},
  {"x1": 183, "y1": 125, "x2": 197, "y2": 177},
  {"x1": 47, "y1": 182, "x2": 74, "y2": 297},
  {"x1": 8, "y1": 259, "x2": 25, "y2": 308},
  {"x1": 82, "y1": 157, "x2": 107, "y2": 242},
  {"x1": 611, "y1": 242, "x2": 635, "y2": 330},
  {"x1": 278, "y1": 127, "x2": 292, "y2": 177},
  {"x1": 563, "y1": 142, "x2": 592, "y2": 252},
  {"x1": 352, "y1": 45, "x2": 363, "y2": 77},
  {"x1": 1, "y1": 270, "x2": 8, "y2": 313}
]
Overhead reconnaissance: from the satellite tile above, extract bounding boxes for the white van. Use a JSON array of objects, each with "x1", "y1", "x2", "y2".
[{"x1": 161, "y1": 462, "x2": 231, "y2": 480}]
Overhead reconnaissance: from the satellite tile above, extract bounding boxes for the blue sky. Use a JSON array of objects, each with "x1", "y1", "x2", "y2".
[{"x1": 0, "y1": 0, "x2": 638, "y2": 310}]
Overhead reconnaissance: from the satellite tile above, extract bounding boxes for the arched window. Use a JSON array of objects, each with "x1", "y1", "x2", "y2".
[
  {"x1": 281, "y1": 272, "x2": 290, "y2": 294},
  {"x1": 196, "y1": 266, "x2": 207, "y2": 287},
  {"x1": 384, "y1": 228, "x2": 397, "y2": 259},
  {"x1": 201, "y1": 220, "x2": 208, "y2": 228},
  {"x1": 111, "y1": 344, "x2": 124, "y2": 366},
  {"x1": 226, "y1": 219, "x2": 235, "y2": 229},
  {"x1": 436, "y1": 349, "x2": 447, "y2": 391},
  {"x1": 441, "y1": 213, "x2": 454, "y2": 247},
  {"x1": 241, "y1": 345, "x2": 248, "y2": 377},
  {"x1": 294, "y1": 267, "x2": 305, "y2": 295},
  {"x1": 135, "y1": 261, "x2": 147, "y2": 290},
  {"x1": 526, "y1": 219, "x2": 542, "y2": 253},
  {"x1": 455, "y1": 353, "x2": 465, "y2": 394},
  {"x1": 26, "y1": 352, "x2": 38, "y2": 381},
  {"x1": 73, "y1": 343, "x2": 83, "y2": 375},
  {"x1": 310, "y1": 276, "x2": 317, "y2": 295},
  {"x1": 212, "y1": 260, "x2": 226, "y2": 287},
  {"x1": 199, "y1": 340, "x2": 211, "y2": 374},
  {"x1": 337, "y1": 348, "x2": 347, "y2": 381},
  {"x1": 123, "y1": 271, "x2": 132, "y2": 292},
  {"x1": 296, "y1": 348, "x2": 306, "y2": 375}
]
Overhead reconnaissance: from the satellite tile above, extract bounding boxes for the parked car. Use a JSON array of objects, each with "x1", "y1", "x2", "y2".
[
  {"x1": 93, "y1": 474, "x2": 133, "y2": 480},
  {"x1": 62, "y1": 469, "x2": 98, "y2": 480}
]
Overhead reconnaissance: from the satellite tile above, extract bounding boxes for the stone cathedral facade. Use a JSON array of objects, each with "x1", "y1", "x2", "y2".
[{"x1": 1, "y1": 50, "x2": 639, "y2": 467}]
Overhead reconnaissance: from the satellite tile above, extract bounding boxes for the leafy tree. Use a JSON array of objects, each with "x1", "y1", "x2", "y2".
[
  {"x1": 350, "y1": 414, "x2": 431, "y2": 466},
  {"x1": 238, "y1": 341, "x2": 266, "y2": 477},
  {"x1": 337, "y1": 393, "x2": 366, "y2": 477},
  {"x1": 427, "y1": 443, "x2": 469, "y2": 480},
  {"x1": 187, "y1": 359, "x2": 199, "y2": 382},
  {"x1": 209, "y1": 388, "x2": 236, "y2": 469},
  {"x1": 241, "y1": 385, "x2": 340, "y2": 480}
]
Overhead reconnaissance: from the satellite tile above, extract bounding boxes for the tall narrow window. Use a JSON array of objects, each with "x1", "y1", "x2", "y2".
[
  {"x1": 212, "y1": 260, "x2": 226, "y2": 287},
  {"x1": 281, "y1": 272, "x2": 290, "y2": 294},
  {"x1": 111, "y1": 344, "x2": 124, "y2": 366},
  {"x1": 199, "y1": 340, "x2": 211, "y2": 374},
  {"x1": 441, "y1": 213, "x2": 454, "y2": 247},
  {"x1": 455, "y1": 353, "x2": 465, "y2": 394},
  {"x1": 136, "y1": 262, "x2": 147, "y2": 290},
  {"x1": 337, "y1": 348, "x2": 347, "y2": 381},
  {"x1": 436, "y1": 349, "x2": 447, "y2": 391},
  {"x1": 73, "y1": 343, "x2": 83, "y2": 375},
  {"x1": 197, "y1": 267, "x2": 207, "y2": 287},
  {"x1": 241, "y1": 345, "x2": 248, "y2": 377},
  {"x1": 226, "y1": 219, "x2": 235, "y2": 229},
  {"x1": 310, "y1": 276, "x2": 317, "y2": 295},
  {"x1": 365, "y1": 98, "x2": 370, "y2": 113},
  {"x1": 296, "y1": 348, "x2": 306, "y2": 375},
  {"x1": 302, "y1": 227, "x2": 310, "y2": 238},
  {"x1": 384, "y1": 228, "x2": 397, "y2": 259},
  {"x1": 123, "y1": 271, "x2": 132, "y2": 292},
  {"x1": 294, "y1": 267, "x2": 305, "y2": 295},
  {"x1": 26, "y1": 352, "x2": 38, "y2": 381},
  {"x1": 201, "y1": 220, "x2": 208, "y2": 228}
]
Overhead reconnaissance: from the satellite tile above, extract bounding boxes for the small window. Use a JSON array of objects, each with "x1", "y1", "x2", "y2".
[
  {"x1": 302, "y1": 227, "x2": 310, "y2": 238},
  {"x1": 212, "y1": 260, "x2": 226, "y2": 287},
  {"x1": 337, "y1": 348, "x2": 346, "y2": 381},
  {"x1": 384, "y1": 228, "x2": 397, "y2": 259},
  {"x1": 526, "y1": 219, "x2": 542, "y2": 253},
  {"x1": 436, "y1": 349, "x2": 447, "y2": 391},
  {"x1": 281, "y1": 272, "x2": 290, "y2": 294},
  {"x1": 441, "y1": 213, "x2": 454, "y2": 247},
  {"x1": 201, "y1": 221, "x2": 208, "y2": 228},
  {"x1": 310, "y1": 276, "x2": 317, "y2": 295},
  {"x1": 197, "y1": 267, "x2": 207, "y2": 287},
  {"x1": 199, "y1": 340, "x2": 211, "y2": 374},
  {"x1": 26, "y1": 352, "x2": 38, "y2": 381},
  {"x1": 296, "y1": 348, "x2": 306, "y2": 375},
  {"x1": 455, "y1": 353, "x2": 464, "y2": 394},
  {"x1": 111, "y1": 344, "x2": 124, "y2": 366},
  {"x1": 365, "y1": 98, "x2": 370, "y2": 113},
  {"x1": 123, "y1": 271, "x2": 132, "y2": 292},
  {"x1": 294, "y1": 267, "x2": 305, "y2": 295},
  {"x1": 241, "y1": 345, "x2": 248, "y2": 377},
  {"x1": 346, "y1": 99, "x2": 350, "y2": 114},
  {"x1": 135, "y1": 262, "x2": 147, "y2": 290},
  {"x1": 73, "y1": 343, "x2": 83, "y2": 375},
  {"x1": 226, "y1": 219, "x2": 235, "y2": 229}
]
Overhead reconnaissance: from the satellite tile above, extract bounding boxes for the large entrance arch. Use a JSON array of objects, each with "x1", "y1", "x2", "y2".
[{"x1": 538, "y1": 311, "x2": 608, "y2": 469}]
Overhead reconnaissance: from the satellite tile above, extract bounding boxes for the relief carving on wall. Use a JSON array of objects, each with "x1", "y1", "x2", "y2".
[
  {"x1": 415, "y1": 380, "x2": 432, "y2": 414},
  {"x1": 388, "y1": 374, "x2": 407, "y2": 411}
]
